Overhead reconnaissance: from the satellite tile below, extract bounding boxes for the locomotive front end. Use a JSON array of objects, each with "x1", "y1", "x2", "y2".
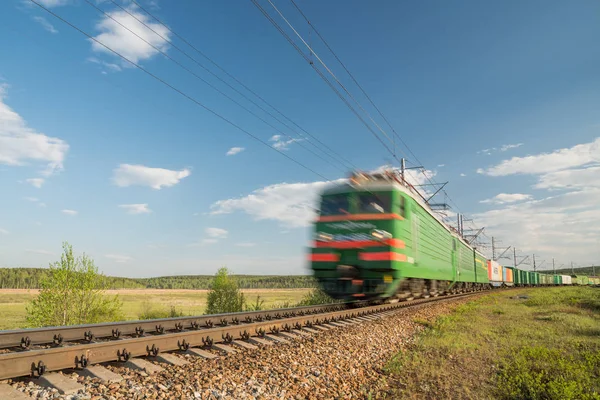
[{"x1": 309, "y1": 179, "x2": 406, "y2": 302}]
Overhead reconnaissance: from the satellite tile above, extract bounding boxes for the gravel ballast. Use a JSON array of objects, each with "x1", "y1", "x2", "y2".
[{"x1": 7, "y1": 296, "x2": 478, "y2": 399}]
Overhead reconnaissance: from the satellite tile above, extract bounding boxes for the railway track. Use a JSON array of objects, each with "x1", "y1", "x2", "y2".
[
  {"x1": 0, "y1": 292, "x2": 478, "y2": 380},
  {"x1": 0, "y1": 291, "x2": 483, "y2": 396}
]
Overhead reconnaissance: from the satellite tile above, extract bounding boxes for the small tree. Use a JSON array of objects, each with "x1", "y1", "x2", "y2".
[
  {"x1": 205, "y1": 267, "x2": 245, "y2": 314},
  {"x1": 26, "y1": 242, "x2": 123, "y2": 327}
]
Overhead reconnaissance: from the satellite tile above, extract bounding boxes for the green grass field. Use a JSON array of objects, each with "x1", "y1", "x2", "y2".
[
  {"x1": 0, "y1": 288, "x2": 310, "y2": 330},
  {"x1": 384, "y1": 287, "x2": 600, "y2": 400}
]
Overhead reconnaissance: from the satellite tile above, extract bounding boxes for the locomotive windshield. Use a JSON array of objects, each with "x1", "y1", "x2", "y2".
[
  {"x1": 358, "y1": 193, "x2": 391, "y2": 214},
  {"x1": 319, "y1": 194, "x2": 350, "y2": 216}
]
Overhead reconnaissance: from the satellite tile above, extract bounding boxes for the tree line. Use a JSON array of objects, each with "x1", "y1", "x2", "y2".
[{"x1": 0, "y1": 268, "x2": 316, "y2": 290}]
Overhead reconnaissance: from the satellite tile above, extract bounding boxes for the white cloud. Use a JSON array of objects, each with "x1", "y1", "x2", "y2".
[
  {"x1": 474, "y1": 189, "x2": 600, "y2": 265},
  {"x1": 25, "y1": 248, "x2": 54, "y2": 255},
  {"x1": 91, "y1": 8, "x2": 171, "y2": 65},
  {"x1": 206, "y1": 227, "x2": 228, "y2": 239},
  {"x1": 26, "y1": 178, "x2": 45, "y2": 188},
  {"x1": 38, "y1": 202, "x2": 47, "y2": 208},
  {"x1": 500, "y1": 143, "x2": 523, "y2": 152},
  {"x1": 86, "y1": 57, "x2": 122, "y2": 73},
  {"x1": 210, "y1": 166, "x2": 437, "y2": 228},
  {"x1": 226, "y1": 147, "x2": 245, "y2": 156},
  {"x1": 24, "y1": 196, "x2": 39, "y2": 202},
  {"x1": 201, "y1": 238, "x2": 218, "y2": 245},
  {"x1": 34, "y1": 0, "x2": 70, "y2": 6},
  {"x1": 480, "y1": 193, "x2": 533, "y2": 204},
  {"x1": 119, "y1": 203, "x2": 151, "y2": 214},
  {"x1": 0, "y1": 84, "x2": 69, "y2": 175},
  {"x1": 478, "y1": 138, "x2": 600, "y2": 176},
  {"x1": 534, "y1": 166, "x2": 600, "y2": 190},
  {"x1": 477, "y1": 143, "x2": 523, "y2": 156},
  {"x1": 437, "y1": 164, "x2": 445, "y2": 167},
  {"x1": 236, "y1": 242, "x2": 256, "y2": 247},
  {"x1": 0, "y1": 228, "x2": 8, "y2": 235},
  {"x1": 61, "y1": 209, "x2": 78, "y2": 216},
  {"x1": 477, "y1": 147, "x2": 496, "y2": 156},
  {"x1": 269, "y1": 135, "x2": 300, "y2": 150},
  {"x1": 460, "y1": 173, "x2": 467, "y2": 177},
  {"x1": 211, "y1": 180, "x2": 341, "y2": 228},
  {"x1": 112, "y1": 164, "x2": 190, "y2": 189},
  {"x1": 105, "y1": 254, "x2": 133, "y2": 263},
  {"x1": 32, "y1": 16, "x2": 58, "y2": 34}
]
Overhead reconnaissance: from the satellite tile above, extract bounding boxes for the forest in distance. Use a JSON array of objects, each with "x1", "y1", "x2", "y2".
[
  {"x1": 0, "y1": 266, "x2": 597, "y2": 290},
  {"x1": 0, "y1": 267, "x2": 317, "y2": 290}
]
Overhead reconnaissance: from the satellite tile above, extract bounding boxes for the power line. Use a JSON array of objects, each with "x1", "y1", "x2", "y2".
[
  {"x1": 127, "y1": 0, "x2": 357, "y2": 172},
  {"x1": 29, "y1": 0, "x2": 329, "y2": 181},
  {"x1": 250, "y1": 0, "x2": 398, "y2": 162},
  {"x1": 83, "y1": 0, "x2": 345, "y2": 174},
  {"x1": 290, "y1": 0, "x2": 420, "y2": 165},
  {"x1": 282, "y1": 0, "x2": 476, "y2": 226},
  {"x1": 265, "y1": 0, "x2": 412, "y2": 165}
]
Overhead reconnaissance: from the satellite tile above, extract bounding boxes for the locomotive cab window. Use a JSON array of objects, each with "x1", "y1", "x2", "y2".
[
  {"x1": 320, "y1": 195, "x2": 350, "y2": 216},
  {"x1": 358, "y1": 193, "x2": 391, "y2": 214}
]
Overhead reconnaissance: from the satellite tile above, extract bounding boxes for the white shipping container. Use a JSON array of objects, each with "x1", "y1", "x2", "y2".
[
  {"x1": 561, "y1": 275, "x2": 572, "y2": 285},
  {"x1": 488, "y1": 260, "x2": 502, "y2": 283}
]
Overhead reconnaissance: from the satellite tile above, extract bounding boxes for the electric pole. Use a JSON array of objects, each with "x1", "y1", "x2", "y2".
[
  {"x1": 492, "y1": 237, "x2": 496, "y2": 261},
  {"x1": 552, "y1": 258, "x2": 555, "y2": 275},
  {"x1": 533, "y1": 254, "x2": 536, "y2": 272}
]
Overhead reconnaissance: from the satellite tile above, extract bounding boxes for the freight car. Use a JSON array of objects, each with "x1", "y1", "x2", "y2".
[{"x1": 309, "y1": 169, "x2": 593, "y2": 302}]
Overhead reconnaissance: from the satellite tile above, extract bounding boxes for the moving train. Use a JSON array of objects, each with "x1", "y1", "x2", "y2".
[{"x1": 308, "y1": 169, "x2": 599, "y2": 302}]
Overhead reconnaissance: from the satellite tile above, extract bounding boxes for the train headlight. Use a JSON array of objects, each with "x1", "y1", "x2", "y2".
[
  {"x1": 315, "y1": 232, "x2": 334, "y2": 242},
  {"x1": 371, "y1": 229, "x2": 392, "y2": 240}
]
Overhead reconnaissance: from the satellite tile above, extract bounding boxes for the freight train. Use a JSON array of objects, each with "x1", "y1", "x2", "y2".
[{"x1": 309, "y1": 170, "x2": 599, "y2": 302}]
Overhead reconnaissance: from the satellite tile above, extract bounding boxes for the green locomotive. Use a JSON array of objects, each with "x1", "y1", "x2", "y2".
[{"x1": 309, "y1": 170, "x2": 489, "y2": 302}]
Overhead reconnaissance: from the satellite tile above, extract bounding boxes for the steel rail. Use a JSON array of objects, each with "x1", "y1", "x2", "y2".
[
  {"x1": 0, "y1": 293, "x2": 478, "y2": 380},
  {"x1": 0, "y1": 302, "x2": 348, "y2": 350}
]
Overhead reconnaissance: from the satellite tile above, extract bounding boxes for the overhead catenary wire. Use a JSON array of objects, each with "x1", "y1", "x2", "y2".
[
  {"x1": 250, "y1": 0, "x2": 399, "y2": 164},
  {"x1": 126, "y1": 0, "x2": 358, "y2": 172},
  {"x1": 289, "y1": 0, "x2": 425, "y2": 175},
  {"x1": 83, "y1": 0, "x2": 346, "y2": 174},
  {"x1": 264, "y1": 0, "x2": 409, "y2": 163},
  {"x1": 254, "y1": 0, "x2": 452, "y2": 217},
  {"x1": 28, "y1": 0, "x2": 330, "y2": 181},
  {"x1": 270, "y1": 0, "x2": 474, "y2": 227}
]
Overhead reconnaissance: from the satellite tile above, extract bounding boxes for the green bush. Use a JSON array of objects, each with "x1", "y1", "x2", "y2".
[
  {"x1": 296, "y1": 287, "x2": 338, "y2": 306},
  {"x1": 138, "y1": 301, "x2": 185, "y2": 320},
  {"x1": 205, "y1": 267, "x2": 245, "y2": 314},
  {"x1": 26, "y1": 242, "x2": 123, "y2": 327}
]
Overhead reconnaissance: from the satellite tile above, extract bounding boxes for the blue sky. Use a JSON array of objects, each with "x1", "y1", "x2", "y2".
[{"x1": 1, "y1": 0, "x2": 599, "y2": 277}]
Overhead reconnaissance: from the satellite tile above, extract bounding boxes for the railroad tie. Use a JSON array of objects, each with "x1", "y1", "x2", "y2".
[
  {"x1": 153, "y1": 353, "x2": 189, "y2": 366},
  {"x1": 37, "y1": 372, "x2": 84, "y2": 395},
  {"x1": 278, "y1": 331, "x2": 299, "y2": 340},
  {"x1": 124, "y1": 358, "x2": 165, "y2": 374},
  {"x1": 301, "y1": 327, "x2": 320, "y2": 334},
  {"x1": 231, "y1": 340, "x2": 258, "y2": 350},
  {"x1": 212, "y1": 343, "x2": 238, "y2": 354},
  {"x1": 265, "y1": 334, "x2": 288, "y2": 343},
  {"x1": 247, "y1": 336, "x2": 274, "y2": 346},
  {"x1": 0, "y1": 383, "x2": 33, "y2": 399},
  {"x1": 77, "y1": 365, "x2": 123, "y2": 383},
  {"x1": 185, "y1": 348, "x2": 218, "y2": 359}
]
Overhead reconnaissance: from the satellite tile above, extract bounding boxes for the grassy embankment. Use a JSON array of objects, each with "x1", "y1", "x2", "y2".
[
  {"x1": 384, "y1": 287, "x2": 600, "y2": 400},
  {"x1": 0, "y1": 288, "x2": 310, "y2": 330}
]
